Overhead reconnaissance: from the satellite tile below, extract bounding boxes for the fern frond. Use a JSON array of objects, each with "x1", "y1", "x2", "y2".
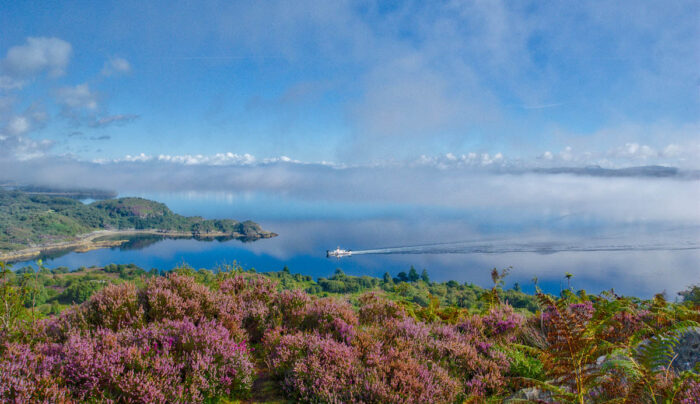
[
  {"x1": 510, "y1": 343, "x2": 543, "y2": 357},
  {"x1": 600, "y1": 357, "x2": 643, "y2": 380},
  {"x1": 635, "y1": 320, "x2": 698, "y2": 371}
]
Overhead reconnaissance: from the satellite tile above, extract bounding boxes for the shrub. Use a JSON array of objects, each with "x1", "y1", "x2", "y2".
[
  {"x1": 84, "y1": 282, "x2": 144, "y2": 330},
  {"x1": 0, "y1": 342, "x2": 70, "y2": 403},
  {"x1": 361, "y1": 347, "x2": 461, "y2": 404},
  {"x1": 265, "y1": 331, "x2": 363, "y2": 402},
  {"x1": 218, "y1": 274, "x2": 278, "y2": 341},
  {"x1": 301, "y1": 298, "x2": 358, "y2": 344},
  {"x1": 358, "y1": 291, "x2": 406, "y2": 325},
  {"x1": 481, "y1": 304, "x2": 525, "y2": 342},
  {"x1": 61, "y1": 318, "x2": 253, "y2": 402},
  {"x1": 141, "y1": 274, "x2": 218, "y2": 322},
  {"x1": 275, "y1": 289, "x2": 311, "y2": 329}
]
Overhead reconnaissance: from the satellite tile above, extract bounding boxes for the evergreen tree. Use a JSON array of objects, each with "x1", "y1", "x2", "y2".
[
  {"x1": 420, "y1": 269, "x2": 430, "y2": 283},
  {"x1": 383, "y1": 272, "x2": 393, "y2": 284},
  {"x1": 396, "y1": 271, "x2": 409, "y2": 283},
  {"x1": 408, "y1": 266, "x2": 420, "y2": 282}
]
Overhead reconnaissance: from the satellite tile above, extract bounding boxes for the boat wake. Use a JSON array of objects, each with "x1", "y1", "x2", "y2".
[{"x1": 350, "y1": 239, "x2": 700, "y2": 256}]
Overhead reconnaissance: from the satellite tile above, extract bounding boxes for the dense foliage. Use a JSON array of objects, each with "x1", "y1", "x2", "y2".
[
  {"x1": 1, "y1": 262, "x2": 698, "y2": 403},
  {"x1": 5, "y1": 263, "x2": 540, "y2": 317},
  {"x1": 0, "y1": 190, "x2": 272, "y2": 252}
]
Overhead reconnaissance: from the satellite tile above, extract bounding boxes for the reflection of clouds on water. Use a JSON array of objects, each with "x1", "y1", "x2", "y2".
[
  {"x1": 379, "y1": 249, "x2": 700, "y2": 297},
  {"x1": 15, "y1": 190, "x2": 699, "y2": 299},
  {"x1": 212, "y1": 216, "x2": 700, "y2": 297}
]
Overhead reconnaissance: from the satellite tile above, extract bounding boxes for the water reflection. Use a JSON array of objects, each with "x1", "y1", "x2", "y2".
[{"x1": 12, "y1": 215, "x2": 699, "y2": 299}]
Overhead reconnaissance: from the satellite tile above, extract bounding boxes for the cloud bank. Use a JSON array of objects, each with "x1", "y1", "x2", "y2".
[{"x1": 1, "y1": 156, "x2": 698, "y2": 230}]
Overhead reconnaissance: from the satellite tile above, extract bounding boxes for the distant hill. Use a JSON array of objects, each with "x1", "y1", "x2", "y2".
[
  {"x1": 532, "y1": 165, "x2": 680, "y2": 178},
  {"x1": 0, "y1": 184, "x2": 118, "y2": 200},
  {"x1": 0, "y1": 190, "x2": 275, "y2": 252}
]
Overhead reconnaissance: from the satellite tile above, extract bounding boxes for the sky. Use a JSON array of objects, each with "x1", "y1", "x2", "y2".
[
  {"x1": 0, "y1": 1, "x2": 698, "y2": 227},
  {"x1": 1, "y1": 0, "x2": 698, "y2": 169},
  {"x1": 1, "y1": 1, "x2": 698, "y2": 294}
]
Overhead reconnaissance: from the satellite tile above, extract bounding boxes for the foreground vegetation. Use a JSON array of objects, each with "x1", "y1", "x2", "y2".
[
  {"x1": 1, "y1": 262, "x2": 698, "y2": 403},
  {"x1": 0, "y1": 190, "x2": 274, "y2": 253}
]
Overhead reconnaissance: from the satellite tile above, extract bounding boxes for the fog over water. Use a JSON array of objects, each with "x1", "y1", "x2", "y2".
[{"x1": 15, "y1": 176, "x2": 700, "y2": 299}]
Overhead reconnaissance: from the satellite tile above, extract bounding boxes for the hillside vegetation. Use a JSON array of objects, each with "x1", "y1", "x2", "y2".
[
  {"x1": 1, "y1": 262, "x2": 698, "y2": 403},
  {"x1": 0, "y1": 190, "x2": 274, "y2": 252}
]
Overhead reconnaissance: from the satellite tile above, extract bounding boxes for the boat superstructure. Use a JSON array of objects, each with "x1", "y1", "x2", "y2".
[{"x1": 326, "y1": 247, "x2": 352, "y2": 258}]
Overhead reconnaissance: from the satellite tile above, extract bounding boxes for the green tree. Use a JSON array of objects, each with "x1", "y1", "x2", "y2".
[
  {"x1": 420, "y1": 269, "x2": 430, "y2": 283},
  {"x1": 408, "y1": 266, "x2": 420, "y2": 282},
  {"x1": 0, "y1": 262, "x2": 29, "y2": 331},
  {"x1": 395, "y1": 271, "x2": 408, "y2": 283},
  {"x1": 61, "y1": 281, "x2": 104, "y2": 303},
  {"x1": 382, "y1": 272, "x2": 393, "y2": 284},
  {"x1": 678, "y1": 284, "x2": 700, "y2": 306}
]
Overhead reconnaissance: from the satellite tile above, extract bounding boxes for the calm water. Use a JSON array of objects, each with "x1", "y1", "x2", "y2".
[{"x1": 14, "y1": 191, "x2": 700, "y2": 298}]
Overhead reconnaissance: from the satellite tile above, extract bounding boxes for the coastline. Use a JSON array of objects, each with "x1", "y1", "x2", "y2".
[{"x1": 0, "y1": 229, "x2": 277, "y2": 263}]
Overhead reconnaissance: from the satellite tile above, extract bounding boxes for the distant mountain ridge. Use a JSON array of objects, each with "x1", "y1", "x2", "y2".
[
  {"x1": 0, "y1": 184, "x2": 118, "y2": 200},
  {"x1": 531, "y1": 165, "x2": 688, "y2": 178}
]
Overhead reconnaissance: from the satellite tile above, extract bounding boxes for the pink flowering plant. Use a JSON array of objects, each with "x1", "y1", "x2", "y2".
[{"x1": 1, "y1": 269, "x2": 697, "y2": 403}]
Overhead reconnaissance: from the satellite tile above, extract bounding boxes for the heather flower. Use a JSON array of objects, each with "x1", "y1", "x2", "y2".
[
  {"x1": 0, "y1": 342, "x2": 70, "y2": 403},
  {"x1": 569, "y1": 300, "x2": 595, "y2": 321},
  {"x1": 35, "y1": 306, "x2": 87, "y2": 343},
  {"x1": 57, "y1": 318, "x2": 253, "y2": 402},
  {"x1": 274, "y1": 289, "x2": 311, "y2": 329},
  {"x1": 482, "y1": 304, "x2": 525, "y2": 341},
  {"x1": 599, "y1": 309, "x2": 647, "y2": 343},
  {"x1": 218, "y1": 274, "x2": 279, "y2": 340},
  {"x1": 677, "y1": 378, "x2": 700, "y2": 404},
  {"x1": 84, "y1": 282, "x2": 144, "y2": 330},
  {"x1": 301, "y1": 298, "x2": 359, "y2": 344},
  {"x1": 141, "y1": 274, "x2": 219, "y2": 322},
  {"x1": 361, "y1": 345, "x2": 461, "y2": 404},
  {"x1": 358, "y1": 292, "x2": 406, "y2": 325},
  {"x1": 264, "y1": 331, "x2": 364, "y2": 402},
  {"x1": 456, "y1": 315, "x2": 485, "y2": 342}
]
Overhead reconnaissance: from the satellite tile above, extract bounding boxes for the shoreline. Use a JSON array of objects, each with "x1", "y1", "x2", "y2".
[{"x1": 0, "y1": 229, "x2": 277, "y2": 263}]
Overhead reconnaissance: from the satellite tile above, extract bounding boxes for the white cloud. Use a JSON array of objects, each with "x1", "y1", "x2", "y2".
[
  {"x1": 54, "y1": 83, "x2": 98, "y2": 111},
  {"x1": 1, "y1": 103, "x2": 48, "y2": 137},
  {"x1": 0, "y1": 76, "x2": 24, "y2": 90},
  {"x1": 7, "y1": 116, "x2": 31, "y2": 136},
  {"x1": 101, "y1": 56, "x2": 131, "y2": 76},
  {"x1": 114, "y1": 152, "x2": 301, "y2": 166},
  {"x1": 1, "y1": 37, "x2": 72, "y2": 78},
  {"x1": 540, "y1": 151, "x2": 554, "y2": 160},
  {"x1": 0, "y1": 135, "x2": 53, "y2": 161}
]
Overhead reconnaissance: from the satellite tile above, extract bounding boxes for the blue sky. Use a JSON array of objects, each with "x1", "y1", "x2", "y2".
[
  {"x1": 1, "y1": 0, "x2": 698, "y2": 167},
  {"x1": 2, "y1": 1, "x2": 699, "y2": 294}
]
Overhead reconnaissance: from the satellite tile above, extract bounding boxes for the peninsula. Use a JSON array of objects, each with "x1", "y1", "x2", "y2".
[{"x1": 0, "y1": 190, "x2": 276, "y2": 261}]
